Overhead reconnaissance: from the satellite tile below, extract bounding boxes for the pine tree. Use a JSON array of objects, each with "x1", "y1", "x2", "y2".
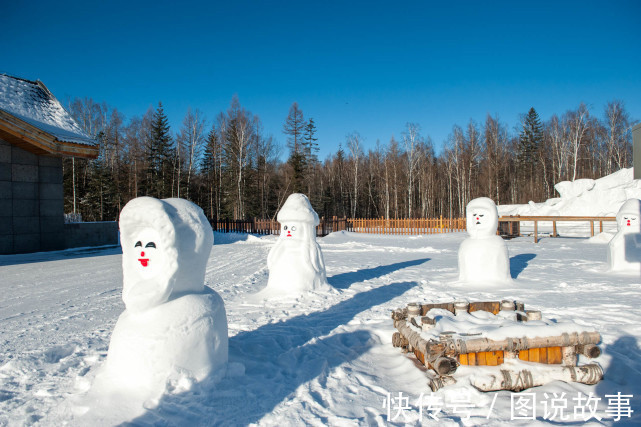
[
  {"x1": 517, "y1": 107, "x2": 544, "y2": 202},
  {"x1": 147, "y1": 102, "x2": 174, "y2": 198},
  {"x1": 283, "y1": 102, "x2": 305, "y2": 154},
  {"x1": 303, "y1": 118, "x2": 319, "y2": 165},
  {"x1": 283, "y1": 102, "x2": 308, "y2": 195}
]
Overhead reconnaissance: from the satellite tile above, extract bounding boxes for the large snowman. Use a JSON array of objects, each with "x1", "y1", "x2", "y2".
[
  {"x1": 608, "y1": 198, "x2": 641, "y2": 272},
  {"x1": 261, "y1": 193, "x2": 330, "y2": 296},
  {"x1": 91, "y1": 197, "x2": 228, "y2": 406},
  {"x1": 458, "y1": 197, "x2": 512, "y2": 285}
]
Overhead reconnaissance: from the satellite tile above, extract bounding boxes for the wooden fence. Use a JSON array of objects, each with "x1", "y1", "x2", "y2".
[
  {"x1": 210, "y1": 217, "x2": 351, "y2": 237},
  {"x1": 210, "y1": 216, "x2": 466, "y2": 236},
  {"x1": 350, "y1": 217, "x2": 466, "y2": 235},
  {"x1": 212, "y1": 215, "x2": 616, "y2": 242}
]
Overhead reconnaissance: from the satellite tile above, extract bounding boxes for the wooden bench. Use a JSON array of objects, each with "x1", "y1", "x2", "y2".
[{"x1": 498, "y1": 216, "x2": 616, "y2": 243}]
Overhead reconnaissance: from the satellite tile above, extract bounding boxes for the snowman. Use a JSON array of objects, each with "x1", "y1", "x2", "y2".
[
  {"x1": 91, "y1": 197, "x2": 228, "y2": 405},
  {"x1": 458, "y1": 197, "x2": 512, "y2": 285},
  {"x1": 608, "y1": 198, "x2": 641, "y2": 272},
  {"x1": 261, "y1": 193, "x2": 330, "y2": 296}
]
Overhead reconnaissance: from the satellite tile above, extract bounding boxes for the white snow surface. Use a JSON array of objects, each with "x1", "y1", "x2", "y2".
[
  {"x1": 1, "y1": 229, "x2": 640, "y2": 425},
  {"x1": 498, "y1": 168, "x2": 641, "y2": 217},
  {"x1": 0, "y1": 74, "x2": 94, "y2": 145}
]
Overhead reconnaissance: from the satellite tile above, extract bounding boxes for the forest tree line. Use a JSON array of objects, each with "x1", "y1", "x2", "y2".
[{"x1": 63, "y1": 96, "x2": 636, "y2": 222}]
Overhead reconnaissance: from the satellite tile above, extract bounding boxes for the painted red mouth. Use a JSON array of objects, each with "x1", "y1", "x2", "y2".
[
  {"x1": 287, "y1": 232, "x2": 292, "y2": 237},
  {"x1": 139, "y1": 259, "x2": 149, "y2": 267}
]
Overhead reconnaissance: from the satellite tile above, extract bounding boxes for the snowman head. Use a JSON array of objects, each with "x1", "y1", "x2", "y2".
[
  {"x1": 466, "y1": 197, "x2": 499, "y2": 239},
  {"x1": 616, "y1": 199, "x2": 641, "y2": 235},
  {"x1": 276, "y1": 193, "x2": 319, "y2": 242},
  {"x1": 119, "y1": 197, "x2": 213, "y2": 312}
]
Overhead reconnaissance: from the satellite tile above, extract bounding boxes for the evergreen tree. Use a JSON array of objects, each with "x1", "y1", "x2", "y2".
[
  {"x1": 283, "y1": 102, "x2": 308, "y2": 194},
  {"x1": 517, "y1": 107, "x2": 544, "y2": 201},
  {"x1": 283, "y1": 102, "x2": 305, "y2": 154},
  {"x1": 288, "y1": 151, "x2": 307, "y2": 193},
  {"x1": 146, "y1": 102, "x2": 174, "y2": 198},
  {"x1": 303, "y1": 118, "x2": 319, "y2": 165}
]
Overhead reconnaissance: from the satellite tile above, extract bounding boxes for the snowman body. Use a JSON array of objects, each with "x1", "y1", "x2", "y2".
[
  {"x1": 608, "y1": 199, "x2": 641, "y2": 272},
  {"x1": 263, "y1": 194, "x2": 329, "y2": 296},
  {"x1": 458, "y1": 197, "x2": 511, "y2": 285},
  {"x1": 93, "y1": 197, "x2": 228, "y2": 400}
]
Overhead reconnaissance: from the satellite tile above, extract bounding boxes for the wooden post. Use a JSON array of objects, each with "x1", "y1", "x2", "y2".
[
  {"x1": 553, "y1": 221, "x2": 557, "y2": 237},
  {"x1": 534, "y1": 220, "x2": 538, "y2": 243},
  {"x1": 590, "y1": 220, "x2": 594, "y2": 237},
  {"x1": 600, "y1": 221, "x2": 603, "y2": 233}
]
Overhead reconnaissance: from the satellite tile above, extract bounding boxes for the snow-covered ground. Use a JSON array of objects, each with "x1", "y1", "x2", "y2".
[{"x1": 1, "y1": 229, "x2": 639, "y2": 426}]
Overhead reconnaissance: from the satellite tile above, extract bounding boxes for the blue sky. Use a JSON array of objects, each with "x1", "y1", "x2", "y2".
[{"x1": 2, "y1": 1, "x2": 640, "y2": 159}]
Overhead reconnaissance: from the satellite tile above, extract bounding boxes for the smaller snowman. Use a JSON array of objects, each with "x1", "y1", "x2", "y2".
[
  {"x1": 260, "y1": 193, "x2": 330, "y2": 296},
  {"x1": 608, "y1": 198, "x2": 641, "y2": 272},
  {"x1": 89, "y1": 197, "x2": 228, "y2": 410},
  {"x1": 458, "y1": 197, "x2": 512, "y2": 285}
]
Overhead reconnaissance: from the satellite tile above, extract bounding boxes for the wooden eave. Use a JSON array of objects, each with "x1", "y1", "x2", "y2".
[{"x1": 0, "y1": 109, "x2": 98, "y2": 159}]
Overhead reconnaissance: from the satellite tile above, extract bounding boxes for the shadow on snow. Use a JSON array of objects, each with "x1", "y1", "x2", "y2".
[
  {"x1": 595, "y1": 335, "x2": 641, "y2": 425},
  {"x1": 327, "y1": 258, "x2": 430, "y2": 289},
  {"x1": 509, "y1": 253, "x2": 536, "y2": 279}
]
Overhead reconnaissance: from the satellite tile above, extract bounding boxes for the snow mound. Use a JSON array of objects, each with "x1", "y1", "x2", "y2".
[{"x1": 498, "y1": 168, "x2": 641, "y2": 217}]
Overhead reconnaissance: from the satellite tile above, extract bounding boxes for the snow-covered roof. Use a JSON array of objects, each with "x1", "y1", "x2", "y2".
[{"x1": 0, "y1": 74, "x2": 97, "y2": 158}]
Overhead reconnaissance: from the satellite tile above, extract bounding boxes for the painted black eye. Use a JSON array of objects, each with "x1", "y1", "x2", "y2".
[
  {"x1": 291, "y1": 226, "x2": 296, "y2": 231},
  {"x1": 479, "y1": 215, "x2": 484, "y2": 217},
  {"x1": 135, "y1": 241, "x2": 142, "y2": 247},
  {"x1": 283, "y1": 226, "x2": 288, "y2": 230},
  {"x1": 145, "y1": 242, "x2": 156, "y2": 248}
]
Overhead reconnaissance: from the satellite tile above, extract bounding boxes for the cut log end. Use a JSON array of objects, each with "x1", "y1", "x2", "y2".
[
  {"x1": 432, "y1": 357, "x2": 458, "y2": 375},
  {"x1": 577, "y1": 344, "x2": 601, "y2": 359}
]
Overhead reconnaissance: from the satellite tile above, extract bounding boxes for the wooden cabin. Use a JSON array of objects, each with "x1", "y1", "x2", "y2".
[{"x1": 0, "y1": 74, "x2": 98, "y2": 254}]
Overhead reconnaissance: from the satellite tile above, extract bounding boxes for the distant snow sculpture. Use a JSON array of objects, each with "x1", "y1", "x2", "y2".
[
  {"x1": 608, "y1": 198, "x2": 641, "y2": 272},
  {"x1": 92, "y1": 197, "x2": 227, "y2": 403},
  {"x1": 458, "y1": 197, "x2": 511, "y2": 285},
  {"x1": 261, "y1": 193, "x2": 330, "y2": 296}
]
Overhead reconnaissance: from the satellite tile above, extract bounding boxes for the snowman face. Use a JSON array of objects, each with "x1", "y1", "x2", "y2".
[
  {"x1": 281, "y1": 223, "x2": 299, "y2": 239},
  {"x1": 130, "y1": 228, "x2": 164, "y2": 279},
  {"x1": 620, "y1": 214, "x2": 640, "y2": 233},
  {"x1": 467, "y1": 207, "x2": 495, "y2": 237},
  {"x1": 467, "y1": 208, "x2": 493, "y2": 234}
]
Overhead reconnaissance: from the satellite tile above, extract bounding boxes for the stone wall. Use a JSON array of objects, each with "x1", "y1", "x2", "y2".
[
  {"x1": 64, "y1": 221, "x2": 119, "y2": 249},
  {"x1": 0, "y1": 138, "x2": 64, "y2": 254}
]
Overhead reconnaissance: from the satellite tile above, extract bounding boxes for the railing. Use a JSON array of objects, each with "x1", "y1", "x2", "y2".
[
  {"x1": 350, "y1": 217, "x2": 466, "y2": 235},
  {"x1": 498, "y1": 216, "x2": 616, "y2": 243},
  {"x1": 210, "y1": 217, "x2": 351, "y2": 237}
]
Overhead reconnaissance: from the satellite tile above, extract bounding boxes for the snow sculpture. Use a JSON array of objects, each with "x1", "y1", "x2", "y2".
[
  {"x1": 608, "y1": 198, "x2": 641, "y2": 272},
  {"x1": 262, "y1": 193, "x2": 330, "y2": 296},
  {"x1": 93, "y1": 197, "x2": 227, "y2": 402},
  {"x1": 458, "y1": 197, "x2": 511, "y2": 285}
]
